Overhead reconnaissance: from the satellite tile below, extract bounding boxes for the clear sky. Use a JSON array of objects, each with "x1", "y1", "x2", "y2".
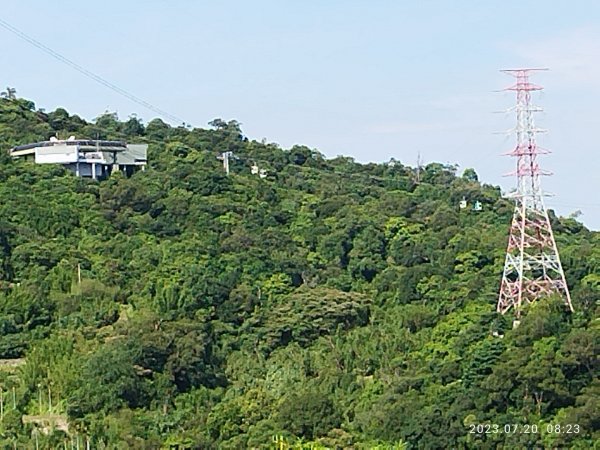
[{"x1": 2, "y1": 1, "x2": 599, "y2": 229}]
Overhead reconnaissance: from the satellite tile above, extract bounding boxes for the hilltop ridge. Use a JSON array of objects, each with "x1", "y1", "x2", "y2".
[{"x1": 0, "y1": 97, "x2": 598, "y2": 448}]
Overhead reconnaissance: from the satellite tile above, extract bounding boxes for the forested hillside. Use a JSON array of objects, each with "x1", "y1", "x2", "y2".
[{"x1": 0, "y1": 97, "x2": 598, "y2": 449}]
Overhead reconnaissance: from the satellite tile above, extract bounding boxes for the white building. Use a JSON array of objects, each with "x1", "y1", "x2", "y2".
[{"x1": 9, "y1": 137, "x2": 148, "y2": 179}]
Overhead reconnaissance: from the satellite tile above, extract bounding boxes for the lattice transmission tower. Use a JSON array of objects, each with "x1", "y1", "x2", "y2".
[{"x1": 497, "y1": 69, "x2": 574, "y2": 318}]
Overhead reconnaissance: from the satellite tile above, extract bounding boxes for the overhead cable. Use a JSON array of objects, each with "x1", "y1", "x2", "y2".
[{"x1": 0, "y1": 17, "x2": 188, "y2": 125}]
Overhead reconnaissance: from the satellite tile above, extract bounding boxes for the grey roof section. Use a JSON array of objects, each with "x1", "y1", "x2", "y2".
[{"x1": 116, "y1": 144, "x2": 148, "y2": 165}]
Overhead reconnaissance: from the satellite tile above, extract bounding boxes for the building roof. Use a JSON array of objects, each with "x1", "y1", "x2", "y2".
[
  {"x1": 116, "y1": 144, "x2": 148, "y2": 165},
  {"x1": 11, "y1": 139, "x2": 128, "y2": 153},
  {"x1": 9, "y1": 139, "x2": 147, "y2": 167}
]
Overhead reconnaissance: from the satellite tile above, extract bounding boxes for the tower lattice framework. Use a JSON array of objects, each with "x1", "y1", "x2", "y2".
[{"x1": 498, "y1": 69, "x2": 573, "y2": 317}]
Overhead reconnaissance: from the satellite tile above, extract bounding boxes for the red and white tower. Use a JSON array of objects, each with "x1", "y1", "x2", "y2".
[{"x1": 498, "y1": 69, "x2": 574, "y2": 318}]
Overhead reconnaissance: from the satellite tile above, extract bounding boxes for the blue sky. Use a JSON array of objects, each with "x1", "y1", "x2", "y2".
[{"x1": 2, "y1": 1, "x2": 600, "y2": 229}]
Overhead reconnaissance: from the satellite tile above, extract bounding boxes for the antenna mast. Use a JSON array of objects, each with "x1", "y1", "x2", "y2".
[
  {"x1": 217, "y1": 151, "x2": 233, "y2": 175},
  {"x1": 497, "y1": 69, "x2": 573, "y2": 319}
]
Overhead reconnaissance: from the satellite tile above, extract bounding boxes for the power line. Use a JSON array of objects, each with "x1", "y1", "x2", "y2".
[{"x1": 0, "y1": 17, "x2": 187, "y2": 125}]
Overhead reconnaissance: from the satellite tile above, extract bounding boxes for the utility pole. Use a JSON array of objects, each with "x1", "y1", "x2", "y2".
[
  {"x1": 217, "y1": 151, "x2": 233, "y2": 175},
  {"x1": 416, "y1": 152, "x2": 422, "y2": 184},
  {"x1": 497, "y1": 69, "x2": 573, "y2": 321}
]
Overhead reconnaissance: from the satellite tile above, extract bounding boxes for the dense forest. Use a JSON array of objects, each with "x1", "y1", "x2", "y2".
[{"x1": 0, "y1": 96, "x2": 598, "y2": 449}]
